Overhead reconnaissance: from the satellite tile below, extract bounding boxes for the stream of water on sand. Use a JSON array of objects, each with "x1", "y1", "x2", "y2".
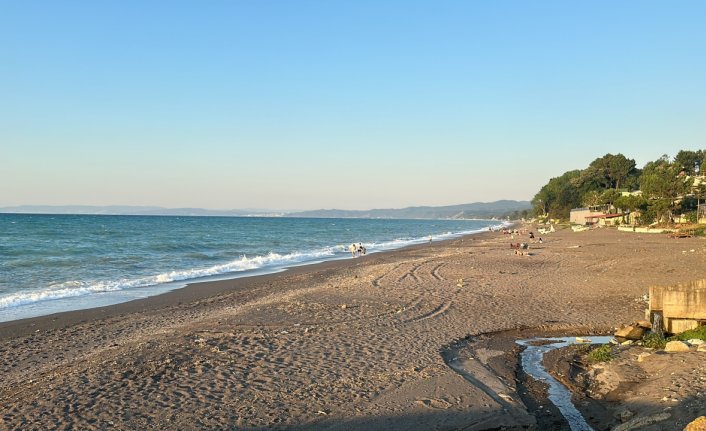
[{"x1": 516, "y1": 336, "x2": 613, "y2": 431}]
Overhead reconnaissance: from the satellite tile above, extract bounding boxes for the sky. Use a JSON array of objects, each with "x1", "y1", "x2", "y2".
[{"x1": 2, "y1": 1, "x2": 706, "y2": 211}]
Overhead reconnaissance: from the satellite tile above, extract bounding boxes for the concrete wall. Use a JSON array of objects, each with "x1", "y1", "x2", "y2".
[
  {"x1": 618, "y1": 226, "x2": 672, "y2": 234},
  {"x1": 649, "y1": 280, "x2": 706, "y2": 334}
]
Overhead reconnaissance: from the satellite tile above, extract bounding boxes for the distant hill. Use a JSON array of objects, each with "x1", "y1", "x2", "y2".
[
  {"x1": 0, "y1": 200, "x2": 531, "y2": 219},
  {"x1": 0, "y1": 205, "x2": 281, "y2": 217},
  {"x1": 286, "y1": 200, "x2": 531, "y2": 219}
]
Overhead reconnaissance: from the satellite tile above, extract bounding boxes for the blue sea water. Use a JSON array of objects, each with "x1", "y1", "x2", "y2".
[{"x1": 0, "y1": 214, "x2": 504, "y2": 322}]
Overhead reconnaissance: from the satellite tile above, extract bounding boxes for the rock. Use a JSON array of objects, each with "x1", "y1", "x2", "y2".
[
  {"x1": 615, "y1": 325, "x2": 646, "y2": 340},
  {"x1": 685, "y1": 416, "x2": 706, "y2": 431},
  {"x1": 614, "y1": 408, "x2": 634, "y2": 422},
  {"x1": 636, "y1": 352, "x2": 651, "y2": 362},
  {"x1": 664, "y1": 340, "x2": 691, "y2": 353},
  {"x1": 612, "y1": 412, "x2": 671, "y2": 431},
  {"x1": 698, "y1": 344, "x2": 706, "y2": 352},
  {"x1": 635, "y1": 320, "x2": 652, "y2": 329},
  {"x1": 687, "y1": 338, "x2": 705, "y2": 346}
]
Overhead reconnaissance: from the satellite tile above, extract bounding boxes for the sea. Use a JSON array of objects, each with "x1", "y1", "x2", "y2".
[{"x1": 0, "y1": 214, "x2": 505, "y2": 323}]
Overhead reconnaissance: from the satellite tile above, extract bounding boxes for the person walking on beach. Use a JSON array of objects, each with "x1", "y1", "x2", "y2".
[
  {"x1": 357, "y1": 243, "x2": 366, "y2": 256},
  {"x1": 349, "y1": 243, "x2": 358, "y2": 257}
]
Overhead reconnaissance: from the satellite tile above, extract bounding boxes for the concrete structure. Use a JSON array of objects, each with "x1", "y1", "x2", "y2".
[
  {"x1": 617, "y1": 226, "x2": 672, "y2": 234},
  {"x1": 569, "y1": 205, "x2": 611, "y2": 225},
  {"x1": 585, "y1": 213, "x2": 624, "y2": 227},
  {"x1": 648, "y1": 280, "x2": 706, "y2": 334}
]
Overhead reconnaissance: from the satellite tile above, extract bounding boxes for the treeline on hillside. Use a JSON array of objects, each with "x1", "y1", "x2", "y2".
[{"x1": 532, "y1": 150, "x2": 706, "y2": 224}]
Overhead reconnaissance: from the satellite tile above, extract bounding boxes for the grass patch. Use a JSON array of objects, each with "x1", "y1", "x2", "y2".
[
  {"x1": 669, "y1": 325, "x2": 706, "y2": 342},
  {"x1": 642, "y1": 332, "x2": 667, "y2": 349},
  {"x1": 587, "y1": 344, "x2": 614, "y2": 363},
  {"x1": 574, "y1": 343, "x2": 592, "y2": 354}
]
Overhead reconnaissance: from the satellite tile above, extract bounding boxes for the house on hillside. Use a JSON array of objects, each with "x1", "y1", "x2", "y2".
[{"x1": 569, "y1": 205, "x2": 611, "y2": 225}]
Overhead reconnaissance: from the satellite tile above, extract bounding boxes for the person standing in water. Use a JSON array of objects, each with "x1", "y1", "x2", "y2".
[{"x1": 357, "y1": 243, "x2": 366, "y2": 256}]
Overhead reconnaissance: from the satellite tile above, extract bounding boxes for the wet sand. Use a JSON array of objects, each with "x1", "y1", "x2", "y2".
[{"x1": 2, "y1": 226, "x2": 706, "y2": 430}]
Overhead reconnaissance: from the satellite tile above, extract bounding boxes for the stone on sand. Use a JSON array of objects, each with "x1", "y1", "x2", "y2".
[
  {"x1": 615, "y1": 325, "x2": 646, "y2": 340},
  {"x1": 614, "y1": 408, "x2": 634, "y2": 422},
  {"x1": 612, "y1": 412, "x2": 671, "y2": 431},
  {"x1": 635, "y1": 320, "x2": 652, "y2": 329},
  {"x1": 636, "y1": 352, "x2": 651, "y2": 362},
  {"x1": 664, "y1": 340, "x2": 691, "y2": 353},
  {"x1": 685, "y1": 416, "x2": 706, "y2": 431}
]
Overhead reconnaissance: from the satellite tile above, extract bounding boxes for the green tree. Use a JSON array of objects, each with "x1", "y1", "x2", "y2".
[
  {"x1": 600, "y1": 189, "x2": 621, "y2": 207},
  {"x1": 640, "y1": 157, "x2": 693, "y2": 223},
  {"x1": 581, "y1": 190, "x2": 601, "y2": 207},
  {"x1": 674, "y1": 150, "x2": 705, "y2": 176},
  {"x1": 614, "y1": 194, "x2": 647, "y2": 225},
  {"x1": 532, "y1": 170, "x2": 582, "y2": 219},
  {"x1": 579, "y1": 153, "x2": 638, "y2": 190}
]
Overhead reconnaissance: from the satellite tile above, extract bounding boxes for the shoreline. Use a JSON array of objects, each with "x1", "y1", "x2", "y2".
[
  {"x1": 2, "y1": 215, "x2": 501, "y2": 327},
  {"x1": 3, "y1": 225, "x2": 706, "y2": 430},
  {"x1": 0, "y1": 229, "x2": 496, "y2": 340}
]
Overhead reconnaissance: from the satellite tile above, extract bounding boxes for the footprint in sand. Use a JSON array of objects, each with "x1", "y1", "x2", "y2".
[{"x1": 415, "y1": 398, "x2": 452, "y2": 409}]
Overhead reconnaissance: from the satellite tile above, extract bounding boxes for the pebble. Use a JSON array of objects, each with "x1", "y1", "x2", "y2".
[
  {"x1": 637, "y1": 352, "x2": 651, "y2": 362},
  {"x1": 664, "y1": 340, "x2": 691, "y2": 353}
]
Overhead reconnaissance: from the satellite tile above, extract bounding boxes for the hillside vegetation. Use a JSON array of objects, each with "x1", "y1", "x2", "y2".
[{"x1": 532, "y1": 150, "x2": 705, "y2": 224}]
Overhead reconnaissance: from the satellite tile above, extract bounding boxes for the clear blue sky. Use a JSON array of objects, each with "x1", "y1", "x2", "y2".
[{"x1": 3, "y1": 1, "x2": 705, "y2": 210}]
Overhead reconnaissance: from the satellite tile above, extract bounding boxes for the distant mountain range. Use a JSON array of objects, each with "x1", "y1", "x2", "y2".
[
  {"x1": 0, "y1": 205, "x2": 282, "y2": 217},
  {"x1": 0, "y1": 200, "x2": 531, "y2": 219},
  {"x1": 286, "y1": 200, "x2": 531, "y2": 219}
]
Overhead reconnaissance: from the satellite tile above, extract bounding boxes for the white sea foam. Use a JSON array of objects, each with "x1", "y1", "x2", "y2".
[
  {"x1": 0, "y1": 248, "x2": 338, "y2": 310},
  {"x1": 0, "y1": 223, "x2": 506, "y2": 313}
]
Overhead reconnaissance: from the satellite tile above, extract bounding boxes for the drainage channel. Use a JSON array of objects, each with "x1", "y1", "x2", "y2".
[{"x1": 516, "y1": 336, "x2": 613, "y2": 431}]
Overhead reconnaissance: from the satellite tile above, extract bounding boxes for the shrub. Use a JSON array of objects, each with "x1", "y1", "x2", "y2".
[
  {"x1": 669, "y1": 325, "x2": 706, "y2": 342},
  {"x1": 587, "y1": 344, "x2": 614, "y2": 362},
  {"x1": 642, "y1": 332, "x2": 667, "y2": 349},
  {"x1": 685, "y1": 210, "x2": 698, "y2": 224}
]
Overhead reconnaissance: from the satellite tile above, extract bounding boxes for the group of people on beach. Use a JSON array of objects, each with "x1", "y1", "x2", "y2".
[
  {"x1": 508, "y1": 229, "x2": 543, "y2": 256},
  {"x1": 348, "y1": 242, "x2": 366, "y2": 257}
]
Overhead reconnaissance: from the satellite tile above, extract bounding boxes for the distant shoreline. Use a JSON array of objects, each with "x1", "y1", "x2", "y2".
[
  {"x1": 0, "y1": 217, "x2": 502, "y2": 325},
  {"x1": 0, "y1": 227, "x2": 497, "y2": 338}
]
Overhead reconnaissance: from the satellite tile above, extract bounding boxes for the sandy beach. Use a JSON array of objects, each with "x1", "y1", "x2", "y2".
[{"x1": 2, "y1": 226, "x2": 706, "y2": 430}]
